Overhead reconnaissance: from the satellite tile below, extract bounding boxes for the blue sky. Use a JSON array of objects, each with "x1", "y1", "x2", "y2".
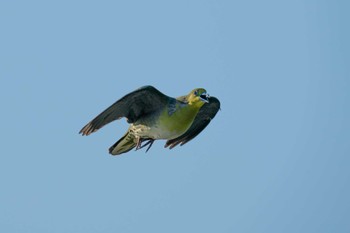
[{"x1": 1, "y1": 0, "x2": 349, "y2": 232}]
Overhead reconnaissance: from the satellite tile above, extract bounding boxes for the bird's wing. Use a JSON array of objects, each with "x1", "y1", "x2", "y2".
[
  {"x1": 165, "y1": 96, "x2": 220, "y2": 149},
  {"x1": 79, "y1": 86, "x2": 170, "y2": 136}
]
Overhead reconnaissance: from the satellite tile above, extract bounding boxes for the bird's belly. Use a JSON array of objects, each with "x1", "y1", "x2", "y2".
[
  {"x1": 130, "y1": 123, "x2": 185, "y2": 140},
  {"x1": 131, "y1": 105, "x2": 199, "y2": 140}
]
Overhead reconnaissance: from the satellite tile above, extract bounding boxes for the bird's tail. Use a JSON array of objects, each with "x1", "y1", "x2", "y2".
[{"x1": 109, "y1": 131, "x2": 137, "y2": 155}]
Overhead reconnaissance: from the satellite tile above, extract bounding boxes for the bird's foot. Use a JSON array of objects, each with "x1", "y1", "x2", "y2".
[{"x1": 135, "y1": 138, "x2": 155, "y2": 153}]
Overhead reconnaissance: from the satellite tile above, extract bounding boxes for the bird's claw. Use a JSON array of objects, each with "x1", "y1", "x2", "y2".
[{"x1": 136, "y1": 138, "x2": 155, "y2": 153}]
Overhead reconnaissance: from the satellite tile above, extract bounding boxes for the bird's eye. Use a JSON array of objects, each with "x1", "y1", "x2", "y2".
[{"x1": 194, "y1": 90, "x2": 198, "y2": 96}]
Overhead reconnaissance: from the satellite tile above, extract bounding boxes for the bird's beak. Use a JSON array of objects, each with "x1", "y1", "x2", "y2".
[{"x1": 200, "y1": 93, "x2": 210, "y2": 103}]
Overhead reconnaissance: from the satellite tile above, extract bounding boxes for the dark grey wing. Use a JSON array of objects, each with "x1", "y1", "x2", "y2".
[
  {"x1": 79, "y1": 85, "x2": 170, "y2": 136},
  {"x1": 165, "y1": 96, "x2": 220, "y2": 149}
]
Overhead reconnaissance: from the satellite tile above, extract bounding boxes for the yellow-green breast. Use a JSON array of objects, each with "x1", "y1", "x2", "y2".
[{"x1": 157, "y1": 100, "x2": 204, "y2": 139}]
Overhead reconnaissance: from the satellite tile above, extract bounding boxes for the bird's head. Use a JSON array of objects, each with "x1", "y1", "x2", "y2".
[{"x1": 188, "y1": 88, "x2": 209, "y2": 106}]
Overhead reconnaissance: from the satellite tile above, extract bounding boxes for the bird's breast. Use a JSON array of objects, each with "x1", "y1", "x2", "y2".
[{"x1": 156, "y1": 103, "x2": 202, "y2": 139}]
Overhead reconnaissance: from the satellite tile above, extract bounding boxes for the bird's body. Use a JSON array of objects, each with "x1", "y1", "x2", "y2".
[
  {"x1": 130, "y1": 106, "x2": 195, "y2": 140},
  {"x1": 157, "y1": 98, "x2": 205, "y2": 138},
  {"x1": 79, "y1": 86, "x2": 220, "y2": 155}
]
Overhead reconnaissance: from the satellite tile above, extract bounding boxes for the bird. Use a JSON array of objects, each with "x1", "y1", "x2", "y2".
[{"x1": 79, "y1": 85, "x2": 220, "y2": 155}]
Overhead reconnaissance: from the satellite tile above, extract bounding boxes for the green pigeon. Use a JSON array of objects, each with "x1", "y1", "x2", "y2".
[{"x1": 79, "y1": 85, "x2": 220, "y2": 155}]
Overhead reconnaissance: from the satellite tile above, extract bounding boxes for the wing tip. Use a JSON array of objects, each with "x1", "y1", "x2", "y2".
[
  {"x1": 79, "y1": 123, "x2": 95, "y2": 136},
  {"x1": 164, "y1": 140, "x2": 187, "y2": 149}
]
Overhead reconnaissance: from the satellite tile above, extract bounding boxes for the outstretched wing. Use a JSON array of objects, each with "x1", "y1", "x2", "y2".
[
  {"x1": 79, "y1": 86, "x2": 170, "y2": 136},
  {"x1": 165, "y1": 96, "x2": 220, "y2": 149}
]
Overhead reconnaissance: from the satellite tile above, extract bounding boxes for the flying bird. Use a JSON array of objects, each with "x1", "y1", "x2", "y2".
[{"x1": 79, "y1": 85, "x2": 220, "y2": 155}]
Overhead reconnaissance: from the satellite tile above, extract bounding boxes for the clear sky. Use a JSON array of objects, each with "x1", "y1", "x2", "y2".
[{"x1": 1, "y1": 0, "x2": 349, "y2": 232}]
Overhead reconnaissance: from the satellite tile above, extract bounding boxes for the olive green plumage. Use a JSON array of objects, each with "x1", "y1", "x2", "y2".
[{"x1": 79, "y1": 85, "x2": 220, "y2": 155}]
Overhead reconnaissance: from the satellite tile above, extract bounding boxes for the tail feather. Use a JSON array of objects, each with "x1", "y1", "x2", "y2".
[{"x1": 109, "y1": 131, "x2": 136, "y2": 155}]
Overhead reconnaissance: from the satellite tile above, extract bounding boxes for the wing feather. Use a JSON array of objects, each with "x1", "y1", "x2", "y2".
[{"x1": 79, "y1": 86, "x2": 169, "y2": 136}]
